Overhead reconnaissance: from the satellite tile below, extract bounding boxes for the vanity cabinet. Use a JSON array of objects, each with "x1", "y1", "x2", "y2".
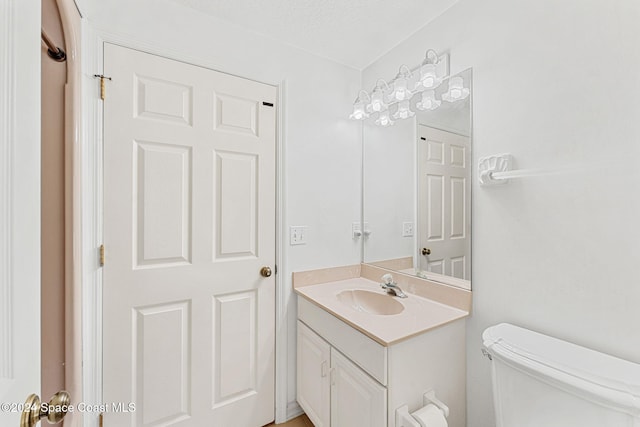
[
  {"x1": 296, "y1": 296, "x2": 466, "y2": 427},
  {"x1": 297, "y1": 321, "x2": 331, "y2": 427},
  {"x1": 330, "y1": 346, "x2": 387, "y2": 427},
  {"x1": 297, "y1": 321, "x2": 386, "y2": 427}
]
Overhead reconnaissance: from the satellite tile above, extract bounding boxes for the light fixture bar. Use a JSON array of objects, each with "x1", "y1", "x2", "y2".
[{"x1": 371, "y1": 53, "x2": 449, "y2": 91}]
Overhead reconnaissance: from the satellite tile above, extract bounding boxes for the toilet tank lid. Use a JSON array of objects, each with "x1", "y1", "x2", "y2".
[{"x1": 483, "y1": 323, "x2": 640, "y2": 407}]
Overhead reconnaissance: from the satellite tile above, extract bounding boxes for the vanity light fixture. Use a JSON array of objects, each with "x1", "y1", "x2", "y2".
[
  {"x1": 349, "y1": 90, "x2": 371, "y2": 120},
  {"x1": 442, "y1": 76, "x2": 469, "y2": 102},
  {"x1": 375, "y1": 110, "x2": 394, "y2": 127},
  {"x1": 349, "y1": 49, "x2": 450, "y2": 126},
  {"x1": 415, "y1": 90, "x2": 441, "y2": 111}
]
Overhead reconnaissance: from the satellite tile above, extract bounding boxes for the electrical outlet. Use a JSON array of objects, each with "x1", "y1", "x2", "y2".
[
  {"x1": 290, "y1": 226, "x2": 308, "y2": 245},
  {"x1": 402, "y1": 222, "x2": 414, "y2": 237}
]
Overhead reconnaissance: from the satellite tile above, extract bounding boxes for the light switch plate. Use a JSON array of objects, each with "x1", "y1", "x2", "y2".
[
  {"x1": 352, "y1": 222, "x2": 362, "y2": 239},
  {"x1": 290, "y1": 226, "x2": 308, "y2": 245},
  {"x1": 402, "y1": 222, "x2": 414, "y2": 237}
]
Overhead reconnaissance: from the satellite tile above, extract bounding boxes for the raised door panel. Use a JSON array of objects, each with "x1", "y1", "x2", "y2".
[
  {"x1": 426, "y1": 174, "x2": 444, "y2": 242},
  {"x1": 134, "y1": 141, "x2": 192, "y2": 268},
  {"x1": 134, "y1": 75, "x2": 193, "y2": 126},
  {"x1": 214, "y1": 151, "x2": 258, "y2": 260},
  {"x1": 212, "y1": 291, "x2": 258, "y2": 407},
  {"x1": 297, "y1": 322, "x2": 331, "y2": 427},
  {"x1": 330, "y1": 349, "x2": 386, "y2": 427},
  {"x1": 214, "y1": 94, "x2": 259, "y2": 136},
  {"x1": 133, "y1": 302, "x2": 191, "y2": 426}
]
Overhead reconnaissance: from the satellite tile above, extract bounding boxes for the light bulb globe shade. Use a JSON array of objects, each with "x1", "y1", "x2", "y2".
[
  {"x1": 392, "y1": 76, "x2": 412, "y2": 101},
  {"x1": 392, "y1": 100, "x2": 415, "y2": 120},
  {"x1": 419, "y1": 63, "x2": 438, "y2": 89},
  {"x1": 349, "y1": 100, "x2": 369, "y2": 120},
  {"x1": 370, "y1": 88, "x2": 387, "y2": 112},
  {"x1": 416, "y1": 90, "x2": 441, "y2": 111},
  {"x1": 375, "y1": 110, "x2": 394, "y2": 127},
  {"x1": 442, "y1": 76, "x2": 469, "y2": 102}
]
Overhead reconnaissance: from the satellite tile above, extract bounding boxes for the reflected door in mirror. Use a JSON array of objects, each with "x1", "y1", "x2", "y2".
[{"x1": 418, "y1": 125, "x2": 470, "y2": 281}]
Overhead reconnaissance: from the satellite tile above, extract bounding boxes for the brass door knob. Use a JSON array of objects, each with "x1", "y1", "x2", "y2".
[
  {"x1": 421, "y1": 248, "x2": 431, "y2": 256},
  {"x1": 21, "y1": 391, "x2": 70, "y2": 427},
  {"x1": 260, "y1": 266, "x2": 272, "y2": 277}
]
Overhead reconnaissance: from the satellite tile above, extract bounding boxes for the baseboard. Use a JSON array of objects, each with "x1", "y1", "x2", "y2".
[{"x1": 286, "y1": 400, "x2": 304, "y2": 421}]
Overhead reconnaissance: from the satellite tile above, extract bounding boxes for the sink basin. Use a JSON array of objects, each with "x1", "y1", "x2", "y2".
[{"x1": 336, "y1": 289, "x2": 404, "y2": 315}]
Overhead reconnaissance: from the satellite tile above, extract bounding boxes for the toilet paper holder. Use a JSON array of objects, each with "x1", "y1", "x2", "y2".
[{"x1": 395, "y1": 390, "x2": 450, "y2": 427}]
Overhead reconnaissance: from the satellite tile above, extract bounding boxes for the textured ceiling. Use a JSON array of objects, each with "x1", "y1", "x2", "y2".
[{"x1": 171, "y1": 0, "x2": 460, "y2": 69}]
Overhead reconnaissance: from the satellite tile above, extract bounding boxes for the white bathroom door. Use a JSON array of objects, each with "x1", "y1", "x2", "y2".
[
  {"x1": 417, "y1": 125, "x2": 471, "y2": 280},
  {"x1": 0, "y1": 1, "x2": 41, "y2": 424},
  {"x1": 102, "y1": 44, "x2": 276, "y2": 426}
]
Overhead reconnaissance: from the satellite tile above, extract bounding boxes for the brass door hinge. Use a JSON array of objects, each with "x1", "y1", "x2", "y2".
[
  {"x1": 93, "y1": 74, "x2": 112, "y2": 100},
  {"x1": 99, "y1": 244, "x2": 105, "y2": 267}
]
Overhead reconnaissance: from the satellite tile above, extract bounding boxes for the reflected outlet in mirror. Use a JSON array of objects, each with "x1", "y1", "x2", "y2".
[{"x1": 362, "y1": 68, "x2": 472, "y2": 290}]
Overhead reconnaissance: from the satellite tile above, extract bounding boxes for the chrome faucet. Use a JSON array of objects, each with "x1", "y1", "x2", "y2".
[{"x1": 380, "y1": 273, "x2": 407, "y2": 298}]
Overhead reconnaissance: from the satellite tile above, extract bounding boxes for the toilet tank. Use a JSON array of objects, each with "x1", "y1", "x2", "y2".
[{"x1": 482, "y1": 323, "x2": 640, "y2": 427}]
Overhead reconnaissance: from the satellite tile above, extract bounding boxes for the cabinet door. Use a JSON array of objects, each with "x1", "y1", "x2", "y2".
[
  {"x1": 330, "y1": 349, "x2": 387, "y2": 427},
  {"x1": 297, "y1": 321, "x2": 331, "y2": 427}
]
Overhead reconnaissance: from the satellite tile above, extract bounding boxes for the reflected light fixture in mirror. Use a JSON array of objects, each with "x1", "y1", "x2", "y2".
[
  {"x1": 416, "y1": 90, "x2": 441, "y2": 111},
  {"x1": 393, "y1": 100, "x2": 415, "y2": 120},
  {"x1": 442, "y1": 76, "x2": 470, "y2": 102},
  {"x1": 375, "y1": 110, "x2": 394, "y2": 127}
]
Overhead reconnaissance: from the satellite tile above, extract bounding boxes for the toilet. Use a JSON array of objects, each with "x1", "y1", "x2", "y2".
[{"x1": 482, "y1": 323, "x2": 640, "y2": 427}]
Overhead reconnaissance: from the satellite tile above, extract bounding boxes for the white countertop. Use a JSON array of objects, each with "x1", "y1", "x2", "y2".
[{"x1": 295, "y1": 277, "x2": 469, "y2": 346}]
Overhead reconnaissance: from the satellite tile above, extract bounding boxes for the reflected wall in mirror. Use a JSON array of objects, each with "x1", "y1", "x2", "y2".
[{"x1": 363, "y1": 68, "x2": 472, "y2": 290}]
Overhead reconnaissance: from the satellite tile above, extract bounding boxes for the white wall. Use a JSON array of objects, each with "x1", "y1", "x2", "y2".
[
  {"x1": 364, "y1": 0, "x2": 640, "y2": 425},
  {"x1": 76, "y1": 0, "x2": 362, "y2": 418}
]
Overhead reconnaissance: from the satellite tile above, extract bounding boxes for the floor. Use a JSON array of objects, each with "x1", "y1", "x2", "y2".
[{"x1": 266, "y1": 414, "x2": 313, "y2": 427}]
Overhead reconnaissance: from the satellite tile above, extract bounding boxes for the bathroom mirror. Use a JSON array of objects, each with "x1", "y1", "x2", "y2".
[{"x1": 362, "y1": 68, "x2": 472, "y2": 289}]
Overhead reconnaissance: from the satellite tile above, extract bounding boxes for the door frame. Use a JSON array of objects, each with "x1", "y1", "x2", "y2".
[{"x1": 80, "y1": 24, "x2": 288, "y2": 426}]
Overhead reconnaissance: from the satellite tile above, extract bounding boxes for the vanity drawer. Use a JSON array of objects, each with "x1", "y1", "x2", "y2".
[{"x1": 298, "y1": 296, "x2": 388, "y2": 385}]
